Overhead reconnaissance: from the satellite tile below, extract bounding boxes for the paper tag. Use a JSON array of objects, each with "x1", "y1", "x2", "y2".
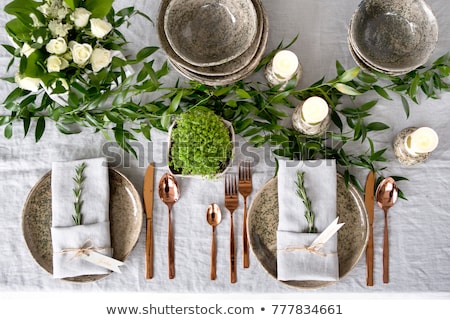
[
  {"x1": 309, "y1": 217, "x2": 344, "y2": 250},
  {"x1": 80, "y1": 251, "x2": 124, "y2": 273}
]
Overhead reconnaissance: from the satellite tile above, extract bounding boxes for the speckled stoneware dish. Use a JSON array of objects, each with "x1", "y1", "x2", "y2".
[
  {"x1": 167, "y1": 8, "x2": 268, "y2": 86},
  {"x1": 164, "y1": 0, "x2": 258, "y2": 67},
  {"x1": 347, "y1": 22, "x2": 407, "y2": 76},
  {"x1": 22, "y1": 168, "x2": 143, "y2": 282},
  {"x1": 158, "y1": 0, "x2": 264, "y2": 76},
  {"x1": 248, "y1": 174, "x2": 369, "y2": 289},
  {"x1": 349, "y1": 0, "x2": 438, "y2": 74}
]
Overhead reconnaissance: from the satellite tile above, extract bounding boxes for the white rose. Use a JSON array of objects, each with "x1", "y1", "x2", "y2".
[
  {"x1": 90, "y1": 18, "x2": 113, "y2": 38},
  {"x1": 47, "y1": 55, "x2": 69, "y2": 72},
  {"x1": 90, "y1": 48, "x2": 112, "y2": 72},
  {"x1": 70, "y1": 42, "x2": 93, "y2": 66},
  {"x1": 71, "y1": 7, "x2": 91, "y2": 28},
  {"x1": 15, "y1": 73, "x2": 40, "y2": 92},
  {"x1": 48, "y1": 20, "x2": 72, "y2": 38},
  {"x1": 45, "y1": 37, "x2": 67, "y2": 54},
  {"x1": 20, "y1": 43, "x2": 35, "y2": 57}
]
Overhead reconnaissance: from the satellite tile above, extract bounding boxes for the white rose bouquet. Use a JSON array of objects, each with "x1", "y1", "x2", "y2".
[
  {"x1": 3, "y1": 0, "x2": 127, "y2": 93},
  {"x1": 1, "y1": 0, "x2": 165, "y2": 149}
]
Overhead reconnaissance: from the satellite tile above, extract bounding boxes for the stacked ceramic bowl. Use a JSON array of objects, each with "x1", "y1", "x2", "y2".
[
  {"x1": 158, "y1": 0, "x2": 268, "y2": 86},
  {"x1": 348, "y1": 0, "x2": 438, "y2": 76}
]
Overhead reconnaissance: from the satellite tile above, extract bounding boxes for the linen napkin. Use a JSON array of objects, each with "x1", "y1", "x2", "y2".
[
  {"x1": 51, "y1": 157, "x2": 112, "y2": 279},
  {"x1": 276, "y1": 159, "x2": 339, "y2": 281}
]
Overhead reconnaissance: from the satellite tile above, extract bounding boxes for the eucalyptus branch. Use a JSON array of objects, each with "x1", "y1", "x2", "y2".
[
  {"x1": 295, "y1": 171, "x2": 317, "y2": 233},
  {"x1": 72, "y1": 162, "x2": 87, "y2": 226}
]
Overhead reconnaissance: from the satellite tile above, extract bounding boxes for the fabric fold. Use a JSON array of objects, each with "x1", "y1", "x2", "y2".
[
  {"x1": 276, "y1": 159, "x2": 339, "y2": 281},
  {"x1": 51, "y1": 157, "x2": 111, "y2": 279}
]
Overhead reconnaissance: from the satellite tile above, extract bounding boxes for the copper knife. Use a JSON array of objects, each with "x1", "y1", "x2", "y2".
[
  {"x1": 143, "y1": 162, "x2": 155, "y2": 279},
  {"x1": 365, "y1": 170, "x2": 375, "y2": 286}
]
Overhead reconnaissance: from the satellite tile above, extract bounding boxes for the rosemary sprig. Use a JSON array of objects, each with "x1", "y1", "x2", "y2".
[
  {"x1": 72, "y1": 162, "x2": 87, "y2": 225},
  {"x1": 295, "y1": 170, "x2": 317, "y2": 233}
]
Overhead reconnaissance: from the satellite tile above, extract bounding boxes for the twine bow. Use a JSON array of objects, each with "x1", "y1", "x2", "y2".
[
  {"x1": 280, "y1": 243, "x2": 336, "y2": 257},
  {"x1": 55, "y1": 239, "x2": 109, "y2": 261}
]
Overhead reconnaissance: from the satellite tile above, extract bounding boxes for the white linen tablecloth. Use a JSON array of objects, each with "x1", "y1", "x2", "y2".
[{"x1": 0, "y1": 0, "x2": 450, "y2": 300}]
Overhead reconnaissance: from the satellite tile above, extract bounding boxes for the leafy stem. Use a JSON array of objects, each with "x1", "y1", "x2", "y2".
[
  {"x1": 295, "y1": 170, "x2": 317, "y2": 233},
  {"x1": 72, "y1": 162, "x2": 87, "y2": 226}
]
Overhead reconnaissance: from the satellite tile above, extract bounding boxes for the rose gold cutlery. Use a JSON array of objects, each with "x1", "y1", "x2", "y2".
[
  {"x1": 143, "y1": 163, "x2": 155, "y2": 279},
  {"x1": 224, "y1": 174, "x2": 239, "y2": 283},
  {"x1": 238, "y1": 160, "x2": 252, "y2": 268},
  {"x1": 158, "y1": 172, "x2": 180, "y2": 279},
  {"x1": 206, "y1": 203, "x2": 222, "y2": 280},
  {"x1": 364, "y1": 170, "x2": 375, "y2": 286},
  {"x1": 376, "y1": 177, "x2": 398, "y2": 284}
]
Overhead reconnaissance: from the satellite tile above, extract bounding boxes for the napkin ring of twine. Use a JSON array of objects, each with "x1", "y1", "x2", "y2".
[
  {"x1": 55, "y1": 239, "x2": 110, "y2": 261},
  {"x1": 279, "y1": 243, "x2": 336, "y2": 257}
]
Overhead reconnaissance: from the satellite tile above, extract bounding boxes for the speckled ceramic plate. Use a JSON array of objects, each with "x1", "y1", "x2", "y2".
[
  {"x1": 22, "y1": 168, "x2": 143, "y2": 282},
  {"x1": 248, "y1": 174, "x2": 368, "y2": 289}
]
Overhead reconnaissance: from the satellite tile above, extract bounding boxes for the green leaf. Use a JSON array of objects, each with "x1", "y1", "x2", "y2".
[
  {"x1": 136, "y1": 46, "x2": 159, "y2": 62},
  {"x1": 359, "y1": 100, "x2": 378, "y2": 111},
  {"x1": 5, "y1": 0, "x2": 40, "y2": 15},
  {"x1": 84, "y1": 0, "x2": 114, "y2": 18},
  {"x1": 22, "y1": 117, "x2": 31, "y2": 137},
  {"x1": 167, "y1": 91, "x2": 183, "y2": 113},
  {"x1": 3, "y1": 87, "x2": 27, "y2": 105},
  {"x1": 4, "y1": 123, "x2": 13, "y2": 139},
  {"x1": 213, "y1": 86, "x2": 233, "y2": 97},
  {"x1": 336, "y1": 61, "x2": 345, "y2": 76},
  {"x1": 401, "y1": 95, "x2": 410, "y2": 118},
  {"x1": 334, "y1": 83, "x2": 361, "y2": 96},
  {"x1": 357, "y1": 72, "x2": 377, "y2": 83},
  {"x1": 63, "y1": 0, "x2": 79, "y2": 10},
  {"x1": 367, "y1": 122, "x2": 390, "y2": 131},
  {"x1": 35, "y1": 117, "x2": 45, "y2": 142},
  {"x1": 160, "y1": 112, "x2": 171, "y2": 130},
  {"x1": 236, "y1": 88, "x2": 251, "y2": 99},
  {"x1": 373, "y1": 85, "x2": 392, "y2": 100},
  {"x1": 338, "y1": 67, "x2": 360, "y2": 83}
]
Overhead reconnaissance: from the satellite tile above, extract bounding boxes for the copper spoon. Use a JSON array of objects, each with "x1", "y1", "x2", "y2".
[
  {"x1": 375, "y1": 177, "x2": 398, "y2": 284},
  {"x1": 206, "y1": 203, "x2": 222, "y2": 280},
  {"x1": 158, "y1": 173, "x2": 180, "y2": 279}
]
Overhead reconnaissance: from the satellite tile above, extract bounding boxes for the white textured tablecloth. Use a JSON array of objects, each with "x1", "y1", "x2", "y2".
[{"x1": 1, "y1": 0, "x2": 450, "y2": 299}]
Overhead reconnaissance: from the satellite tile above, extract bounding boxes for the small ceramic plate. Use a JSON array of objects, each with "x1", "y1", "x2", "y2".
[
  {"x1": 247, "y1": 174, "x2": 368, "y2": 289},
  {"x1": 22, "y1": 168, "x2": 143, "y2": 282}
]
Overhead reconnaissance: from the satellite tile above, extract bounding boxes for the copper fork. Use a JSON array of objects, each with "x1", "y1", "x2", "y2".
[
  {"x1": 238, "y1": 160, "x2": 252, "y2": 268},
  {"x1": 224, "y1": 174, "x2": 239, "y2": 283}
]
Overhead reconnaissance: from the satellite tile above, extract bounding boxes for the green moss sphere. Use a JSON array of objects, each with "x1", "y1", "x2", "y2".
[{"x1": 169, "y1": 108, "x2": 233, "y2": 177}]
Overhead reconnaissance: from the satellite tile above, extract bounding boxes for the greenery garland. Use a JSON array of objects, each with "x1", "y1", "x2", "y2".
[{"x1": 2, "y1": 3, "x2": 450, "y2": 196}]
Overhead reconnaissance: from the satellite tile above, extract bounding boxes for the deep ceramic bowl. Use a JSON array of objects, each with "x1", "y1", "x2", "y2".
[
  {"x1": 167, "y1": 7, "x2": 268, "y2": 86},
  {"x1": 164, "y1": 0, "x2": 258, "y2": 67},
  {"x1": 349, "y1": 0, "x2": 438, "y2": 73},
  {"x1": 158, "y1": 0, "x2": 265, "y2": 77}
]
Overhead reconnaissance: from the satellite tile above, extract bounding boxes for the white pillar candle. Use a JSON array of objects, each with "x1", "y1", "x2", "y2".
[
  {"x1": 272, "y1": 50, "x2": 299, "y2": 80},
  {"x1": 301, "y1": 96, "x2": 329, "y2": 124},
  {"x1": 406, "y1": 127, "x2": 439, "y2": 154}
]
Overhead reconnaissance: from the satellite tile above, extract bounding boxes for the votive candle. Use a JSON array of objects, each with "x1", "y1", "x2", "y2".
[
  {"x1": 272, "y1": 50, "x2": 299, "y2": 80},
  {"x1": 301, "y1": 96, "x2": 329, "y2": 124},
  {"x1": 405, "y1": 127, "x2": 439, "y2": 154}
]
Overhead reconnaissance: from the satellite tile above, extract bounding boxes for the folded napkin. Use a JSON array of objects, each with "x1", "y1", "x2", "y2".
[
  {"x1": 277, "y1": 159, "x2": 339, "y2": 281},
  {"x1": 51, "y1": 157, "x2": 112, "y2": 279}
]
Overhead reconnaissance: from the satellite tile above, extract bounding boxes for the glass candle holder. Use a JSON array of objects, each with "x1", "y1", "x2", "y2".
[
  {"x1": 264, "y1": 50, "x2": 302, "y2": 90},
  {"x1": 292, "y1": 97, "x2": 331, "y2": 136},
  {"x1": 393, "y1": 127, "x2": 439, "y2": 165}
]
